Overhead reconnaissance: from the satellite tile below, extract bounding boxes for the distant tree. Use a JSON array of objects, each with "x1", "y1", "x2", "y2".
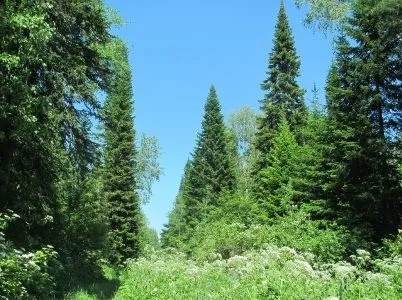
[
  {"x1": 228, "y1": 107, "x2": 259, "y2": 156},
  {"x1": 183, "y1": 86, "x2": 237, "y2": 229},
  {"x1": 138, "y1": 211, "x2": 160, "y2": 253},
  {"x1": 136, "y1": 134, "x2": 163, "y2": 204},
  {"x1": 103, "y1": 39, "x2": 140, "y2": 264},
  {"x1": 294, "y1": 0, "x2": 352, "y2": 32},
  {"x1": 253, "y1": 1, "x2": 307, "y2": 200},
  {"x1": 161, "y1": 159, "x2": 192, "y2": 248},
  {"x1": 228, "y1": 107, "x2": 259, "y2": 195}
]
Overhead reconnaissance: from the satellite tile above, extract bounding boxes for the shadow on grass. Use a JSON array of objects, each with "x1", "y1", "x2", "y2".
[
  {"x1": 65, "y1": 278, "x2": 120, "y2": 300},
  {"x1": 83, "y1": 277, "x2": 120, "y2": 299},
  {"x1": 64, "y1": 266, "x2": 120, "y2": 300}
]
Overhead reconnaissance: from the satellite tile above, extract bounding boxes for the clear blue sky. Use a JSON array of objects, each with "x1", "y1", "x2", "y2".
[{"x1": 105, "y1": 0, "x2": 334, "y2": 233}]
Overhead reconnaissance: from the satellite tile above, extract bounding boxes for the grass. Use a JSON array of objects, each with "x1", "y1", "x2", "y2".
[
  {"x1": 65, "y1": 265, "x2": 120, "y2": 300},
  {"x1": 113, "y1": 246, "x2": 402, "y2": 299},
  {"x1": 66, "y1": 246, "x2": 402, "y2": 299}
]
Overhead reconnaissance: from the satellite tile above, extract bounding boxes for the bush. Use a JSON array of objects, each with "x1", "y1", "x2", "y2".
[
  {"x1": 185, "y1": 209, "x2": 361, "y2": 263},
  {"x1": 0, "y1": 211, "x2": 58, "y2": 299},
  {"x1": 382, "y1": 229, "x2": 402, "y2": 256}
]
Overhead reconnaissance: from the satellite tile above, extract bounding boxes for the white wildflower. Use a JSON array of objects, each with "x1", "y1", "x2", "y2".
[
  {"x1": 302, "y1": 252, "x2": 315, "y2": 263},
  {"x1": 333, "y1": 262, "x2": 357, "y2": 279},
  {"x1": 365, "y1": 272, "x2": 392, "y2": 286},
  {"x1": 227, "y1": 255, "x2": 248, "y2": 268},
  {"x1": 44, "y1": 215, "x2": 53, "y2": 223},
  {"x1": 317, "y1": 269, "x2": 332, "y2": 282},
  {"x1": 211, "y1": 259, "x2": 226, "y2": 269},
  {"x1": 279, "y1": 246, "x2": 297, "y2": 257},
  {"x1": 285, "y1": 259, "x2": 316, "y2": 278},
  {"x1": 187, "y1": 266, "x2": 199, "y2": 276},
  {"x1": 294, "y1": 259, "x2": 314, "y2": 274},
  {"x1": 21, "y1": 253, "x2": 34, "y2": 259},
  {"x1": 356, "y1": 249, "x2": 370, "y2": 258}
]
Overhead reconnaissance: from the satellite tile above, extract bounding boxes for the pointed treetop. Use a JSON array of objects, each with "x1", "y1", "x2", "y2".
[
  {"x1": 209, "y1": 84, "x2": 216, "y2": 93},
  {"x1": 258, "y1": 0, "x2": 305, "y2": 130},
  {"x1": 253, "y1": 0, "x2": 307, "y2": 198},
  {"x1": 279, "y1": 0, "x2": 286, "y2": 15},
  {"x1": 277, "y1": 0, "x2": 291, "y2": 32},
  {"x1": 207, "y1": 84, "x2": 218, "y2": 101},
  {"x1": 203, "y1": 84, "x2": 222, "y2": 113}
]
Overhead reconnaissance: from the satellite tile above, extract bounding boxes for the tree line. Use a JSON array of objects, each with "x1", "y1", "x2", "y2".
[
  {"x1": 161, "y1": 0, "x2": 402, "y2": 256},
  {"x1": 0, "y1": 1, "x2": 160, "y2": 298},
  {"x1": 0, "y1": 0, "x2": 401, "y2": 298}
]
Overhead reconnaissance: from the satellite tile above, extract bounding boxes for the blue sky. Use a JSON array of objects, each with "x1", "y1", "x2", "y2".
[{"x1": 105, "y1": 0, "x2": 334, "y2": 233}]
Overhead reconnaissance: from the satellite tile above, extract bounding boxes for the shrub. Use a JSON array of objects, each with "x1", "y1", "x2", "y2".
[
  {"x1": 382, "y1": 229, "x2": 402, "y2": 256},
  {"x1": 185, "y1": 209, "x2": 360, "y2": 262},
  {"x1": 0, "y1": 211, "x2": 58, "y2": 299}
]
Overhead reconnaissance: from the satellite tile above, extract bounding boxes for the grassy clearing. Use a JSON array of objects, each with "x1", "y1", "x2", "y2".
[
  {"x1": 66, "y1": 242, "x2": 402, "y2": 299},
  {"x1": 112, "y1": 246, "x2": 402, "y2": 299}
]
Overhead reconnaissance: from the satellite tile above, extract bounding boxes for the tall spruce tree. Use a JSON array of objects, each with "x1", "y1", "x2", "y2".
[
  {"x1": 103, "y1": 39, "x2": 140, "y2": 264},
  {"x1": 253, "y1": 1, "x2": 307, "y2": 200},
  {"x1": 183, "y1": 85, "x2": 236, "y2": 229},
  {"x1": 324, "y1": 0, "x2": 402, "y2": 237}
]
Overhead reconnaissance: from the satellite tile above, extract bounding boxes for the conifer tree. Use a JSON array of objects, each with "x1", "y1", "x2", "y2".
[
  {"x1": 253, "y1": 1, "x2": 307, "y2": 200},
  {"x1": 301, "y1": 85, "x2": 328, "y2": 215},
  {"x1": 0, "y1": 0, "x2": 112, "y2": 251},
  {"x1": 184, "y1": 85, "x2": 236, "y2": 229},
  {"x1": 161, "y1": 159, "x2": 192, "y2": 248},
  {"x1": 103, "y1": 39, "x2": 140, "y2": 264},
  {"x1": 259, "y1": 120, "x2": 301, "y2": 219},
  {"x1": 324, "y1": 0, "x2": 402, "y2": 237}
]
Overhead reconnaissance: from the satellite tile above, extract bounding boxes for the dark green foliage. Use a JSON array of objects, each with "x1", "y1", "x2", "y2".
[
  {"x1": 164, "y1": 86, "x2": 237, "y2": 250},
  {"x1": 0, "y1": 1, "x2": 155, "y2": 295},
  {"x1": 324, "y1": 0, "x2": 402, "y2": 237},
  {"x1": 258, "y1": 120, "x2": 302, "y2": 219},
  {"x1": 0, "y1": 212, "x2": 58, "y2": 299},
  {"x1": 0, "y1": 0, "x2": 111, "y2": 246},
  {"x1": 0, "y1": 0, "x2": 114, "y2": 296},
  {"x1": 298, "y1": 85, "x2": 329, "y2": 216},
  {"x1": 256, "y1": 116, "x2": 327, "y2": 220},
  {"x1": 103, "y1": 39, "x2": 140, "y2": 265},
  {"x1": 57, "y1": 161, "x2": 109, "y2": 286},
  {"x1": 253, "y1": 1, "x2": 307, "y2": 200},
  {"x1": 183, "y1": 86, "x2": 237, "y2": 229}
]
